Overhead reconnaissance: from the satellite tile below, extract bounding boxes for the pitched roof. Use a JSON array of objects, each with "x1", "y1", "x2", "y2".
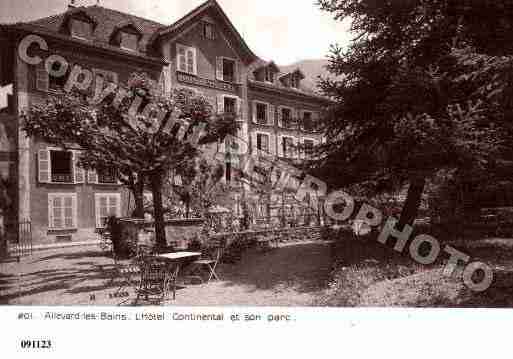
[
  {"x1": 152, "y1": 0, "x2": 257, "y2": 63},
  {"x1": 27, "y1": 5, "x2": 165, "y2": 54}
]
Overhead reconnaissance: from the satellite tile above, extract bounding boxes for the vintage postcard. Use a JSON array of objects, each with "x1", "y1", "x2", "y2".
[{"x1": 1, "y1": 0, "x2": 512, "y2": 357}]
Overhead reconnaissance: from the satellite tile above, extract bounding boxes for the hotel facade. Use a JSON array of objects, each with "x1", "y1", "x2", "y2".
[{"x1": 0, "y1": 0, "x2": 329, "y2": 245}]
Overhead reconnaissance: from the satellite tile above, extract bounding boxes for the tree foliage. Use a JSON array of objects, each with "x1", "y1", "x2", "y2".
[
  {"x1": 315, "y1": 0, "x2": 513, "y2": 226},
  {"x1": 23, "y1": 73, "x2": 237, "y2": 248}
]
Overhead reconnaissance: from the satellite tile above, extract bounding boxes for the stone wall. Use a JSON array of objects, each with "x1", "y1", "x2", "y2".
[{"x1": 164, "y1": 218, "x2": 205, "y2": 248}]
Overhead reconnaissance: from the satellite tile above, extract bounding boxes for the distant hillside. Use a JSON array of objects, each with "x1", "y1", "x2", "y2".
[{"x1": 280, "y1": 59, "x2": 332, "y2": 92}]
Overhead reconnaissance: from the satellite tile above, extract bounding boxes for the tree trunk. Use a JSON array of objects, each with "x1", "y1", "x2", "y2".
[
  {"x1": 150, "y1": 170, "x2": 167, "y2": 250},
  {"x1": 398, "y1": 177, "x2": 426, "y2": 229},
  {"x1": 132, "y1": 179, "x2": 145, "y2": 218}
]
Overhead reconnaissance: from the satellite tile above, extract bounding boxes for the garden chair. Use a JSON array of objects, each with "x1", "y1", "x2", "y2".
[
  {"x1": 133, "y1": 245, "x2": 176, "y2": 304},
  {"x1": 101, "y1": 244, "x2": 141, "y2": 303},
  {"x1": 190, "y1": 239, "x2": 225, "y2": 283}
]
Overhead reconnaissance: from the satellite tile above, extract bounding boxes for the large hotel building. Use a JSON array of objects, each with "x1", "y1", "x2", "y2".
[{"x1": 0, "y1": 0, "x2": 330, "y2": 245}]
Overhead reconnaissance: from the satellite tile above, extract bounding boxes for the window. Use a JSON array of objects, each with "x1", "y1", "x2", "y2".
[
  {"x1": 177, "y1": 44, "x2": 197, "y2": 75},
  {"x1": 225, "y1": 162, "x2": 232, "y2": 182},
  {"x1": 48, "y1": 193, "x2": 77, "y2": 229},
  {"x1": 203, "y1": 23, "x2": 216, "y2": 40},
  {"x1": 50, "y1": 150, "x2": 73, "y2": 183},
  {"x1": 304, "y1": 139, "x2": 315, "y2": 157},
  {"x1": 302, "y1": 111, "x2": 314, "y2": 132},
  {"x1": 282, "y1": 137, "x2": 294, "y2": 158},
  {"x1": 222, "y1": 58, "x2": 235, "y2": 83},
  {"x1": 39, "y1": 149, "x2": 84, "y2": 184},
  {"x1": 120, "y1": 32, "x2": 138, "y2": 51},
  {"x1": 95, "y1": 193, "x2": 121, "y2": 228},
  {"x1": 291, "y1": 76, "x2": 299, "y2": 89},
  {"x1": 98, "y1": 168, "x2": 117, "y2": 184},
  {"x1": 70, "y1": 19, "x2": 92, "y2": 40},
  {"x1": 256, "y1": 133, "x2": 270, "y2": 153},
  {"x1": 256, "y1": 103, "x2": 268, "y2": 125},
  {"x1": 265, "y1": 67, "x2": 274, "y2": 83},
  {"x1": 224, "y1": 96, "x2": 237, "y2": 115},
  {"x1": 281, "y1": 108, "x2": 293, "y2": 129}
]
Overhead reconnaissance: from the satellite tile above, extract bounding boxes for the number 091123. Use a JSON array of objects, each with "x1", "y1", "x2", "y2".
[{"x1": 20, "y1": 340, "x2": 52, "y2": 349}]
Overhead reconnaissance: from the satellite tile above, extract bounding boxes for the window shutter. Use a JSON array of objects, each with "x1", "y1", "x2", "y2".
[
  {"x1": 48, "y1": 197, "x2": 54, "y2": 228},
  {"x1": 217, "y1": 95, "x2": 224, "y2": 114},
  {"x1": 251, "y1": 132, "x2": 258, "y2": 153},
  {"x1": 88, "y1": 170, "x2": 98, "y2": 184},
  {"x1": 73, "y1": 151, "x2": 85, "y2": 184},
  {"x1": 52, "y1": 196, "x2": 63, "y2": 229},
  {"x1": 268, "y1": 104, "x2": 275, "y2": 126},
  {"x1": 96, "y1": 195, "x2": 107, "y2": 228},
  {"x1": 216, "y1": 57, "x2": 224, "y2": 81},
  {"x1": 234, "y1": 60, "x2": 241, "y2": 84},
  {"x1": 38, "y1": 149, "x2": 51, "y2": 183},
  {"x1": 236, "y1": 97, "x2": 243, "y2": 121},
  {"x1": 63, "y1": 196, "x2": 74, "y2": 228},
  {"x1": 269, "y1": 134, "x2": 276, "y2": 156},
  {"x1": 189, "y1": 48, "x2": 198, "y2": 75},
  {"x1": 277, "y1": 107, "x2": 283, "y2": 128},
  {"x1": 252, "y1": 101, "x2": 257, "y2": 124},
  {"x1": 293, "y1": 137, "x2": 300, "y2": 159},
  {"x1": 277, "y1": 136, "x2": 284, "y2": 158},
  {"x1": 108, "y1": 195, "x2": 120, "y2": 218},
  {"x1": 36, "y1": 63, "x2": 49, "y2": 92},
  {"x1": 176, "y1": 44, "x2": 186, "y2": 72}
]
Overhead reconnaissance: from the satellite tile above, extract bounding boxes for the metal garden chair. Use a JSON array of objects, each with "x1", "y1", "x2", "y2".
[
  {"x1": 190, "y1": 239, "x2": 225, "y2": 283},
  {"x1": 132, "y1": 245, "x2": 174, "y2": 304}
]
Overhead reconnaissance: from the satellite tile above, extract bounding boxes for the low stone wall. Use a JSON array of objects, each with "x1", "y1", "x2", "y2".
[
  {"x1": 210, "y1": 226, "x2": 323, "y2": 246},
  {"x1": 164, "y1": 218, "x2": 205, "y2": 247}
]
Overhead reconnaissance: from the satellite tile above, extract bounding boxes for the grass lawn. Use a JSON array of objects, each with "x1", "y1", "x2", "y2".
[{"x1": 318, "y1": 234, "x2": 513, "y2": 307}]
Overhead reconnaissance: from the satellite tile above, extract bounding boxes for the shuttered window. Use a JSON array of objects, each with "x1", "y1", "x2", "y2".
[
  {"x1": 95, "y1": 193, "x2": 121, "y2": 228},
  {"x1": 48, "y1": 193, "x2": 77, "y2": 229},
  {"x1": 256, "y1": 133, "x2": 270, "y2": 153},
  {"x1": 256, "y1": 103, "x2": 268, "y2": 125},
  {"x1": 177, "y1": 44, "x2": 197, "y2": 75},
  {"x1": 39, "y1": 148, "x2": 82, "y2": 184}
]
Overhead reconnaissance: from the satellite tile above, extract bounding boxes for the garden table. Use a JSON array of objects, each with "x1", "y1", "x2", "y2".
[{"x1": 156, "y1": 252, "x2": 201, "y2": 299}]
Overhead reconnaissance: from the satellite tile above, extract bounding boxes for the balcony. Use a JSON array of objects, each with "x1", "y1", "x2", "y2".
[
  {"x1": 51, "y1": 173, "x2": 73, "y2": 183},
  {"x1": 98, "y1": 173, "x2": 117, "y2": 185}
]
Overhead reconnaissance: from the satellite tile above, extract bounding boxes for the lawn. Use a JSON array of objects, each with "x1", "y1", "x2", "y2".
[{"x1": 318, "y1": 234, "x2": 513, "y2": 307}]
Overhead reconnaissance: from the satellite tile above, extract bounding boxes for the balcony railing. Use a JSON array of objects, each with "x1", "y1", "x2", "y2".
[
  {"x1": 51, "y1": 173, "x2": 73, "y2": 183},
  {"x1": 98, "y1": 174, "x2": 117, "y2": 184}
]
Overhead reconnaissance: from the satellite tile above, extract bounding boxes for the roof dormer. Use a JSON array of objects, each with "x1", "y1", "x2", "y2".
[
  {"x1": 109, "y1": 22, "x2": 143, "y2": 52},
  {"x1": 254, "y1": 61, "x2": 280, "y2": 83},
  {"x1": 60, "y1": 9, "x2": 97, "y2": 41},
  {"x1": 280, "y1": 69, "x2": 305, "y2": 89}
]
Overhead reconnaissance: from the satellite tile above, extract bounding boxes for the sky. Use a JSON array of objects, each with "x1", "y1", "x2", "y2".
[{"x1": 0, "y1": 0, "x2": 352, "y2": 65}]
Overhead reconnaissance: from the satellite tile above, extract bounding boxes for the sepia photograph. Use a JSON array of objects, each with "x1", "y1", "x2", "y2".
[{"x1": 1, "y1": 0, "x2": 513, "y2": 311}]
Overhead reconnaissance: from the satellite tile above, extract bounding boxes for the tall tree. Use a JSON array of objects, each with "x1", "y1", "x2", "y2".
[
  {"x1": 315, "y1": 0, "x2": 513, "y2": 227},
  {"x1": 23, "y1": 73, "x2": 236, "y2": 248}
]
